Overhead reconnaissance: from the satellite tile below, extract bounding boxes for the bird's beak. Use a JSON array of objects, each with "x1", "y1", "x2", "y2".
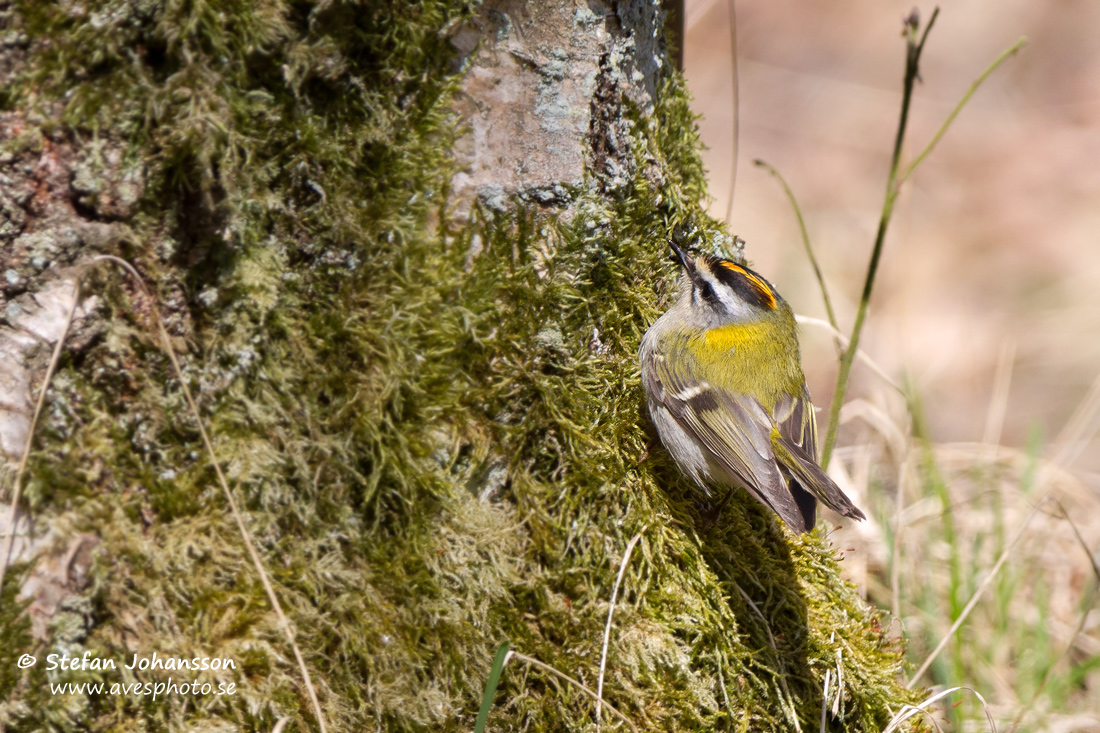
[{"x1": 668, "y1": 241, "x2": 697, "y2": 278}]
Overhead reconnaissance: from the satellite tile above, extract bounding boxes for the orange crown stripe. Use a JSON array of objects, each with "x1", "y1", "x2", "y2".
[
  {"x1": 747, "y1": 274, "x2": 777, "y2": 309},
  {"x1": 718, "y1": 261, "x2": 776, "y2": 309}
]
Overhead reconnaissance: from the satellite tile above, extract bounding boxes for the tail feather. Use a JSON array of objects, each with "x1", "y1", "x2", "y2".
[
  {"x1": 788, "y1": 481, "x2": 819, "y2": 533},
  {"x1": 771, "y1": 433, "x2": 866, "y2": 521}
]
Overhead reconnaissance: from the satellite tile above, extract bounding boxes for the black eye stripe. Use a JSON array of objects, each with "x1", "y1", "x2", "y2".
[{"x1": 698, "y1": 281, "x2": 718, "y2": 303}]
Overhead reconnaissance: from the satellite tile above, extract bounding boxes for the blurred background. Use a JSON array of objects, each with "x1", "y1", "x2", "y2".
[
  {"x1": 686, "y1": 0, "x2": 1100, "y2": 472},
  {"x1": 683, "y1": 1, "x2": 1100, "y2": 728}
]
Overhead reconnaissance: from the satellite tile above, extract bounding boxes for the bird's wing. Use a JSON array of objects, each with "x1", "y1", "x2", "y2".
[
  {"x1": 772, "y1": 390, "x2": 865, "y2": 521},
  {"x1": 774, "y1": 386, "x2": 818, "y2": 457},
  {"x1": 641, "y1": 346, "x2": 810, "y2": 532}
]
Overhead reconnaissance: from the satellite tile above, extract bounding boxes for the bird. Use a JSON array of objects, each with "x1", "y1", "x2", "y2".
[{"x1": 639, "y1": 242, "x2": 865, "y2": 533}]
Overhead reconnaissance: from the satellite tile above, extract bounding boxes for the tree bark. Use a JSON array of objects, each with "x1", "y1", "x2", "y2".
[{"x1": 0, "y1": 1, "x2": 915, "y2": 730}]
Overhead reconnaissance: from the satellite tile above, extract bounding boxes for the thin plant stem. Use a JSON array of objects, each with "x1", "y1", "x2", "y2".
[
  {"x1": 1051, "y1": 370, "x2": 1100, "y2": 468},
  {"x1": 821, "y1": 8, "x2": 938, "y2": 470},
  {"x1": 1006, "y1": 498, "x2": 1100, "y2": 731},
  {"x1": 1007, "y1": 587, "x2": 1098, "y2": 732},
  {"x1": 724, "y1": 0, "x2": 739, "y2": 225},
  {"x1": 819, "y1": 668, "x2": 831, "y2": 733},
  {"x1": 882, "y1": 686, "x2": 996, "y2": 733},
  {"x1": 735, "y1": 584, "x2": 802, "y2": 732},
  {"x1": 891, "y1": 455, "x2": 910, "y2": 619},
  {"x1": 898, "y1": 38, "x2": 1027, "y2": 187},
  {"x1": 756, "y1": 160, "x2": 838, "y2": 334},
  {"x1": 821, "y1": 14, "x2": 1025, "y2": 470},
  {"x1": 906, "y1": 495, "x2": 1049, "y2": 688},
  {"x1": 716, "y1": 652, "x2": 731, "y2": 729},
  {"x1": 508, "y1": 651, "x2": 638, "y2": 731},
  {"x1": 981, "y1": 340, "x2": 1017, "y2": 465},
  {"x1": 1051, "y1": 499, "x2": 1100, "y2": 581},
  {"x1": 88, "y1": 256, "x2": 328, "y2": 733},
  {"x1": 596, "y1": 526, "x2": 646, "y2": 731}
]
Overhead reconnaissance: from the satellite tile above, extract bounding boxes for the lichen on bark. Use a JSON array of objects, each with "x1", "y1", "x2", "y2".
[{"x1": 0, "y1": 1, "x2": 920, "y2": 730}]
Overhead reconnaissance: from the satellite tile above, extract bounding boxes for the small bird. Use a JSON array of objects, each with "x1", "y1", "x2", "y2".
[{"x1": 639, "y1": 242, "x2": 865, "y2": 533}]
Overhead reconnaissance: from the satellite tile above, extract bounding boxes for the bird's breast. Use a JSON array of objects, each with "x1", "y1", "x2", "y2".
[
  {"x1": 702, "y1": 322, "x2": 769, "y2": 353},
  {"x1": 692, "y1": 321, "x2": 803, "y2": 410}
]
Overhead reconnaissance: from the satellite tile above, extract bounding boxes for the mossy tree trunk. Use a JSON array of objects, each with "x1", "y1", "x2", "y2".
[{"x1": 0, "y1": 1, "x2": 917, "y2": 730}]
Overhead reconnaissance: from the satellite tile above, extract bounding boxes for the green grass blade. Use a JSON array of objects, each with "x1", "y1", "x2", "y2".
[{"x1": 474, "y1": 642, "x2": 511, "y2": 733}]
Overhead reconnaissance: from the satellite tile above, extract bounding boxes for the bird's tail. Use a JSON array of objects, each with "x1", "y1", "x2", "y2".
[{"x1": 771, "y1": 434, "x2": 866, "y2": 521}]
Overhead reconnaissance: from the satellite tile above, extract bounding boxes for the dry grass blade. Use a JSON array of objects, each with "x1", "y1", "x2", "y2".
[
  {"x1": 897, "y1": 37, "x2": 1028, "y2": 186},
  {"x1": 981, "y1": 340, "x2": 1016, "y2": 465},
  {"x1": 1006, "y1": 496, "x2": 1100, "y2": 732},
  {"x1": 1051, "y1": 370, "x2": 1100, "y2": 469},
  {"x1": 1047, "y1": 496, "x2": 1100, "y2": 582},
  {"x1": 1008, "y1": 583, "x2": 1098, "y2": 733},
  {"x1": 759, "y1": 167, "x2": 839, "y2": 336},
  {"x1": 891, "y1": 454, "x2": 916, "y2": 620},
  {"x1": 735, "y1": 584, "x2": 802, "y2": 732},
  {"x1": 0, "y1": 279, "x2": 82, "y2": 608},
  {"x1": 88, "y1": 255, "x2": 328, "y2": 733},
  {"x1": 819, "y1": 668, "x2": 832, "y2": 733},
  {"x1": 906, "y1": 495, "x2": 1051, "y2": 688},
  {"x1": 716, "y1": 651, "x2": 732, "y2": 719},
  {"x1": 882, "y1": 685, "x2": 996, "y2": 733},
  {"x1": 724, "y1": 0, "x2": 739, "y2": 225},
  {"x1": 509, "y1": 651, "x2": 638, "y2": 732},
  {"x1": 833, "y1": 648, "x2": 845, "y2": 720},
  {"x1": 596, "y1": 526, "x2": 646, "y2": 731},
  {"x1": 794, "y1": 315, "x2": 902, "y2": 394}
]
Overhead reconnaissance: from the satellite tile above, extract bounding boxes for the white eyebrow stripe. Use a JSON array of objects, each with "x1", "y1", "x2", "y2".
[{"x1": 697, "y1": 269, "x2": 739, "y2": 313}]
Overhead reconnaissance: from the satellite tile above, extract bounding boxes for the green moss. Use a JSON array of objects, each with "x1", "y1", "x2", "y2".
[
  {"x1": 2, "y1": 0, "x2": 920, "y2": 730},
  {"x1": 0, "y1": 562, "x2": 33, "y2": 699}
]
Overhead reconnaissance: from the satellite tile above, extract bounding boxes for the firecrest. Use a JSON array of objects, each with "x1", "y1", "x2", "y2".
[{"x1": 639, "y1": 242, "x2": 865, "y2": 533}]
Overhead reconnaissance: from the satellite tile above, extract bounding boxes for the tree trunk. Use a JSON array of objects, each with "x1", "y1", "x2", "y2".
[{"x1": 0, "y1": 1, "x2": 916, "y2": 730}]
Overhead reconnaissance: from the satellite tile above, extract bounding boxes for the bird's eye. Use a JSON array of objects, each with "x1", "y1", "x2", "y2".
[{"x1": 698, "y1": 281, "x2": 717, "y2": 303}]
